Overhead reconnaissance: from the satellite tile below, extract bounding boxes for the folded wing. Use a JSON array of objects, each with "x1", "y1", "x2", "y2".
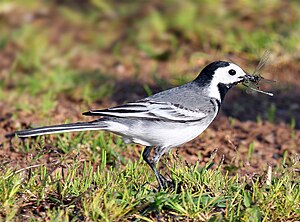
[{"x1": 83, "y1": 100, "x2": 208, "y2": 122}]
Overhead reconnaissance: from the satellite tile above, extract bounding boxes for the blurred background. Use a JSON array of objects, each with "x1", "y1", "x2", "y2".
[
  {"x1": 1, "y1": 1, "x2": 300, "y2": 220},
  {"x1": 1, "y1": 0, "x2": 300, "y2": 169}
]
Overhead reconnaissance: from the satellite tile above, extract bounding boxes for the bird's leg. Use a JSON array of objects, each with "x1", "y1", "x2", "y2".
[{"x1": 142, "y1": 146, "x2": 167, "y2": 190}]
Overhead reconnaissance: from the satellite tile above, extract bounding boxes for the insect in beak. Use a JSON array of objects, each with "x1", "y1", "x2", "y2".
[
  {"x1": 244, "y1": 73, "x2": 257, "y2": 82},
  {"x1": 242, "y1": 50, "x2": 275, "y2": 97},
  {"x1": 243, "y1": 72, "x2": 274, "y2": 96}
]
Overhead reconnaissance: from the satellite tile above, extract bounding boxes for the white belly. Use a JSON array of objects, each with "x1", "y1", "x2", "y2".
[
  {"x1": 107, "y1": 119, "x2": 213, "y2": 148},
  {"x1": 149, "y1": 122, "x2": 209, "y2": 147}
]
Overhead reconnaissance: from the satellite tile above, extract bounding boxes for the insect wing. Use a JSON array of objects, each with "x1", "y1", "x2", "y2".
[{"x1": 252, "y1": 50, "x2": 270, "y2": 77}]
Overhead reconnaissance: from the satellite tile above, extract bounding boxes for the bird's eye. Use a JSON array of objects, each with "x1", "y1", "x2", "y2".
[{"x1": 228, "y1": 69, "x2": 236, "y2": 75}]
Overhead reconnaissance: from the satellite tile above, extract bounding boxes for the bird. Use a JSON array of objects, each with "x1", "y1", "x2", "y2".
[{"x1": 15, "y1": 61, "x2": 253, "y2": 190}]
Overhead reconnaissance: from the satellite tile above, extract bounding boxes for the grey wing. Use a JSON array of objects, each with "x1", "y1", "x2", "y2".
[
  {"x1": 83, "y1": 101, "x2": 209, "y2": 122},
  {"x1": 83, "y1": 82, "x2": 218, "y2": 122},
  {"x1": 145, "y1": 82, "x2": 218, "y2": 114}
]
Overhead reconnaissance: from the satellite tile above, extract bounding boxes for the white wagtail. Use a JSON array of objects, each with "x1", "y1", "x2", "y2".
[{"x1": 15, "y1": 61, "x2": 254, "y2": 190}]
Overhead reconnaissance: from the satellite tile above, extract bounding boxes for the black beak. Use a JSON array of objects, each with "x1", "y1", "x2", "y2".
[
  {"x1": 244, "y1": 73, "x2": 256, "y2": 82},
  {"x1": 235, "y1": 73, "x2": 256, "y2": 86},
  {"x1": 237, "y1": 74, "x2": 249, "y2": 84}
]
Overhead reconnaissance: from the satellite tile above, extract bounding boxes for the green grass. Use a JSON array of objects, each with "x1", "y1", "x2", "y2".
[
  {"x1": 266, "y1": 104, "x2": 277, "y2": 123},
  {"x1": 1, "y1": 134, "x2": 300, "y2": 221}
]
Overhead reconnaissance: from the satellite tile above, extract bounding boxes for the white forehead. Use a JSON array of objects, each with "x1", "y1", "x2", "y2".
[
  {"x1": 212, "y1": 62, "x2": 246, "y2": 83},
  {"x1": 205, "y1": 61, "x2": 247, "y2": 101}
]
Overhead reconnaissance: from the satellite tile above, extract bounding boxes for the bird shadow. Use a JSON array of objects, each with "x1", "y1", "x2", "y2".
[{"x1": 222, "y1": 84, "x2": 300, "y2": 129}]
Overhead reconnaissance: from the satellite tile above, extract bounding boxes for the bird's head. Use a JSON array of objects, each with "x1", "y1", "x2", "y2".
[{"x1": 194, "y1": 61, "x2": 252, "y2": 102}]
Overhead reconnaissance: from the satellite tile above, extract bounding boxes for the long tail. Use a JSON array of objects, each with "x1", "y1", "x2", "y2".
[{"x1": 15, "y1": 120, "x2": 108, "y2": 138}]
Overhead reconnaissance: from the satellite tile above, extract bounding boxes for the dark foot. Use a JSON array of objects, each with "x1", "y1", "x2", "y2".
[
  {"x1": 157, "y1": 173, "x2": 173, "y2": 190},
  {"x1": 143, "y1": 146, "x2": 182, "y2": 192},
  {"x1": 143, "y1": 146, "x2": 168, "y2": 191}
]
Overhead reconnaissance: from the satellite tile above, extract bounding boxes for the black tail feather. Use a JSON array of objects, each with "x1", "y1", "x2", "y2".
[{"x1": 15, "y1": 121, "x2": 107, "y2": 138}]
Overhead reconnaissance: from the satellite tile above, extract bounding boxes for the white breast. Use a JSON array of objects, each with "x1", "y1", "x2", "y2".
[
  {"x1": 151, "y1": 122, "x2": 210, "y2": 147},
  {"x1": 105, "y1": 112, "x2": 217, "y2": 148}
]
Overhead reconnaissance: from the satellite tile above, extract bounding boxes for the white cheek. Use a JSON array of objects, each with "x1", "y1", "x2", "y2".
[
  {"x1": 207, "y1": 74, "x2": 226, "y2": 100},
  {"x1": 207, "y1": 85, "x2": 221, "y2": 101}
]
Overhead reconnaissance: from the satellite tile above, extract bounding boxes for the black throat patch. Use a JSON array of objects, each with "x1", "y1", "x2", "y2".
[{"x1": 217, "y1": 83, "x2": 232, "y2": 102}]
